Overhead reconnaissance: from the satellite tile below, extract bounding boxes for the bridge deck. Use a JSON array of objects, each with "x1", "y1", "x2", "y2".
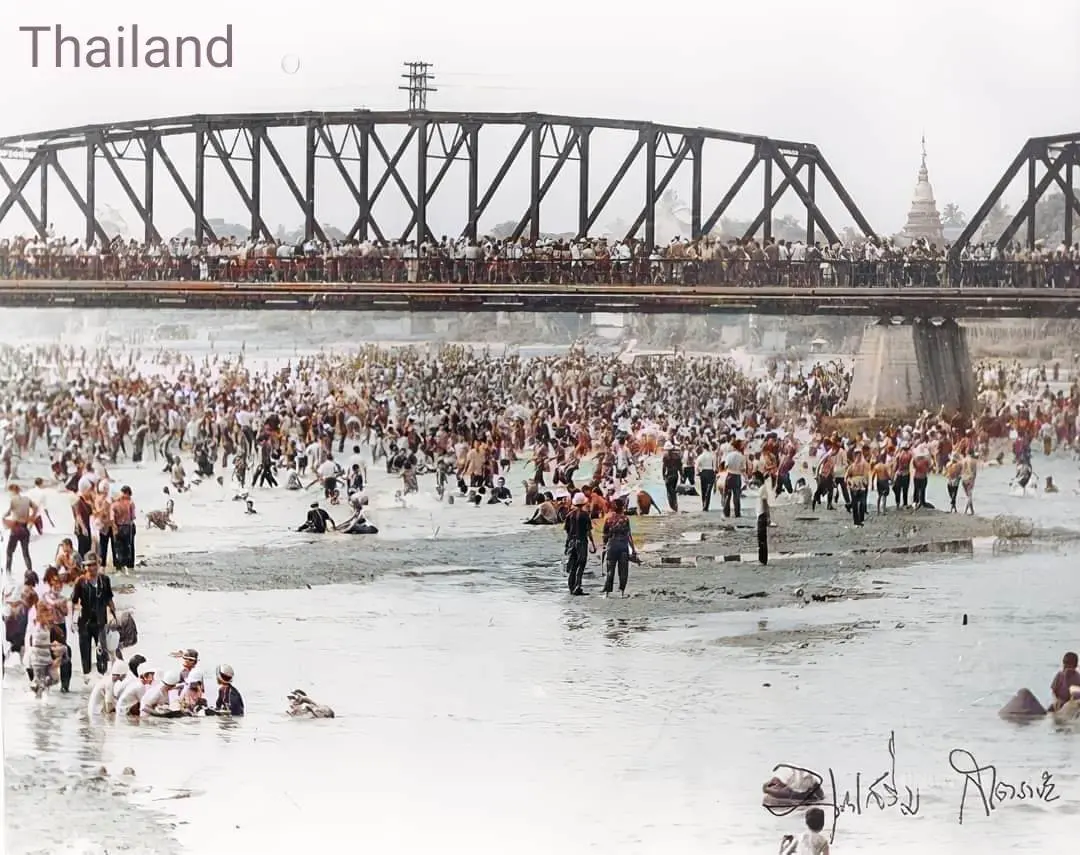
[{"x1": 1, "y1": 280, "x2": 1079, "y2": 317}]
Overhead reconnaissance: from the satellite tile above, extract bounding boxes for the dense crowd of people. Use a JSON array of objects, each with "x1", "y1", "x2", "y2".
[
  {"x1": 2, "y1": 335, "x2": 1078, "y2": 717},
  {"x1": 1, "y1": 336, "x2": 1074, "y2": 598},
  {"x1": 1, "y1": 232, "x2": 1078, "y2": 288}
]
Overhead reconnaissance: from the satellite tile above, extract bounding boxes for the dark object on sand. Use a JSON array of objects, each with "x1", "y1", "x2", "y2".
[
  {"x1": 762, "y1": 769, "x2": 825, "y2": 808},
  {"x1": 287, "y1": 689, "x2": 335, "y2": 718},
  {"x1": 998, "y1": 688, "x2": 1046, "y2": 721}
]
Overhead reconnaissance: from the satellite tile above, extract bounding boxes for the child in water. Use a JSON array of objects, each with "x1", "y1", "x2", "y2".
[
  {"x1": 1050, "y1": 651, "x2": 1080, "y2": 712},
  {"x1": 779, "y1": 807, "x2": 829, "y2": 855}
]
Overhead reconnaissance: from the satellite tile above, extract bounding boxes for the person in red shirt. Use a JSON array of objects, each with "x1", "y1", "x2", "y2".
[{"x1": 911, "y1": 449, "x2": 932, "y2": 508}]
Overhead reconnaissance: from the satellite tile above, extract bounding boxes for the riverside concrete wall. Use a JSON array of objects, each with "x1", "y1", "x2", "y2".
[{"x1": 845, "y1": 321, "x2": 975, "y2": 418}]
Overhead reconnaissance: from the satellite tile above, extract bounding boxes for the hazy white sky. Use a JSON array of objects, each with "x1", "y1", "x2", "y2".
[{"x1": 2, "y1": 0, "x2": 1079, "y2": 240}]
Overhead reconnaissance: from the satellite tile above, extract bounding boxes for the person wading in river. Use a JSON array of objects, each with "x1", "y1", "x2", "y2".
[
  {"x1": 872, "y1": 453, "x2": 891, "y2": 515},
  {"x1": 601, "y1": 497, "x2": 637, "y2": 598},
  {"x1": 696, "y1": 442, "x2": 718, "y2": 511},
  {"x1": 563, "y1": 492, "x2": 596, "y2": 595},
  {"x1": 4, "y1": 484, "x2": 38, "y2": 578},
  {"x1": 661, "y1": 442, "x2": 681, "y2": 512},
  {"x1": 845, "y1": 449, "x2": 870, "y2": 528},
  {"x1": 960, "y1": 451, "x2": 978, "y2": 515},
  {"x1": 70, "y1": 554, "x2": 116, "y2": 680},
  {"x1": 944, "y1": 455, "x2": 963, "y2": 512},
  {"x1": 811, "y1": 441, "x2": 835, "y2": 512},
  {"x1": 723, "y1": 439, "x2": 747, "y2": 518},
  {"x1": 753, "y1": 472, "x2": 772, "y2": 565}
]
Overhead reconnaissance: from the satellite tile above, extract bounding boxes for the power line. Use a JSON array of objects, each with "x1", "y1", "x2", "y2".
[{"x1": 399, "y1": 61, "x2": 437, "y2": 112}]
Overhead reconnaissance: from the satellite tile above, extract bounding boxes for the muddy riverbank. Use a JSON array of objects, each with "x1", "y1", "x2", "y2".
[
  {"x1": 566, "y1": 501, "x2": 1004, "y2": 619},
  {"x1": 133, "y1": 501, "x2": 1003, "y2": 611}
]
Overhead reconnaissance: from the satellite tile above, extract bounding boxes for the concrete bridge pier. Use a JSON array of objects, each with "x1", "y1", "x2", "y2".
[{"x1": 845, "y1": 319, "x2": 976, "y2": 419}]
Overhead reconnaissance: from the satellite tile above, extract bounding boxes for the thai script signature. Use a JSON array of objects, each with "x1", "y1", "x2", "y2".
[
  {"x1": 766, "y1": 731, "x2": 919, "y2": 841},
  {"x1": 948, "y1": 749, "x2": 1059, "y2": 824}
]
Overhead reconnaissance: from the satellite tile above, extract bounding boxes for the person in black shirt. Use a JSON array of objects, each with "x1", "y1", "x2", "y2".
[
  {"x1": 70, "y1": 555, "x2": 116, "y2": 677},
  {"x1": 487, "y1": 477, "x2": 513, "y2": 505},
  {"x1": 661, "y1": 442, "x2": 682, "y2": 512},
  {"x1": 206, "y1": 664, "x2": 245, "y2": 716},
  {"x1": 601, "y1": 498, "x2": 637, "y2": 598},
  {"x1": 297, "y1": 503, "x2": 334, "y2": 534},
  {"x1": 564, "y1": 493, "x2": 597, "y2": 595}
]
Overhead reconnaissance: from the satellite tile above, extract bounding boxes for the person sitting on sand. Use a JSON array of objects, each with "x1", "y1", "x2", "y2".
[
  {"x1": 1050, "y1": 651, "x2": 1080, "y2": 712},
  {"x1": 297, "y1": 503, "x2": 334, "y2": 534}
]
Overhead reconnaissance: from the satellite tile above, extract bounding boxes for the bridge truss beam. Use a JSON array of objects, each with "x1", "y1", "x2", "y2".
[
  {"x1": 0, "y1": 111, "x2": 874, "y2": 246},
  {"x1": 949, "y1": 133, "x2": 1080, "y2": 261}
]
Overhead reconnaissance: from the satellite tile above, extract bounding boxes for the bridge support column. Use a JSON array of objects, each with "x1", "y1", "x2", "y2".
[{"x1": 845, "y1": 319, "x2": 975, "y2": 419}]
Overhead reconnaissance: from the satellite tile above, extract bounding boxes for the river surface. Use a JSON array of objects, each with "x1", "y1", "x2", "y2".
[{"x1": 3, "y1": 309, "x2": 1080, "y2": 854}]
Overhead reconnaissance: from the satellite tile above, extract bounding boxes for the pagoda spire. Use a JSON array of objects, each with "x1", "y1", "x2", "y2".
[{"x1": 900, "y1": 135, "x2": 945, "y2": 246}]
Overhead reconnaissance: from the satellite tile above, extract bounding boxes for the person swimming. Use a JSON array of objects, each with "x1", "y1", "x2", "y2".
[
  {"x1": 1044, "y1": 475, "x2": 1058, "y2": 493},
  {"x1": 244, "y1": 499, "x2": 257, "y2": 515}
]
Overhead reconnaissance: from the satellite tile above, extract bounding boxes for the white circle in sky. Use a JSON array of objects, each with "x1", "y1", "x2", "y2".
[{"x1": 281, "y1": 55, "x2": 301, "y2": 74}]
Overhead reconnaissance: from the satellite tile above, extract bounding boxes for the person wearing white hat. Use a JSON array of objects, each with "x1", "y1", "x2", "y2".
[
  {"x1": 564, "y1": 493, "x2": 596, "y2": 596},
  {"x1": 88, "y1": 658, "x2": 129, "y2": 716},
  {"x1": 117, "y1": 661, "x2": 156, "y2": 716},
  {"x1": 179, "y1": 669, "x2": 207, "y2": 713},
  {"x1": 206, "y1": 664, "x2": 244, "y2": 716},
  {"x1": 141, "y1": 669, "x2": 181, "y2": 716}
]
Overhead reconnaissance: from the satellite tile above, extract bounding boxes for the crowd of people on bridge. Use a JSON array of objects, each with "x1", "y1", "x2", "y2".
[{"x1": 1, "y1": 231, "x2": 1078, "y2": 288}]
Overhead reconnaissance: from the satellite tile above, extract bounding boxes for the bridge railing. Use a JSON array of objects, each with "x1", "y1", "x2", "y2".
[{"x1": 0, "y1": 254, "x2": 1077, "y2": 289}]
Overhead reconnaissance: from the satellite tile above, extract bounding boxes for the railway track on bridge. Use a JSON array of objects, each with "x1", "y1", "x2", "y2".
[{"x1": 1, "y1": 280, "x2": 1079, "y2": 318}]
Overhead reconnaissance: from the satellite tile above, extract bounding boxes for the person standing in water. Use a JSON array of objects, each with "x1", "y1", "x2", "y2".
[
  {"x1": 845, "y1": 449, "x2": 870, "y2": 527},
  {"x1": 943, "y1": 455, "x2": 963, "y2": 512},
  {"x1": 563, "y1": 493, "x2": 596, "y2": 596},
  {"x1": 661, "y1": 442, "x2": 681, "y2": 512},
  {"x1": 723, "y1": 440, "x2": 747, "y2": 518},
  {"x1": 207, "y1": 664, "x2": 245, "y2": 716},
  {"x1": 960, "y1": 452, "x2": 978, "y2": 515},
  {"x1": 601, "y1": 497, "x2": 637, "y2": 598},
  {"x1": 753, "y1": 471, "x2": 772, "y2": 566},
  {"x1": 872, "y1": 453, "x2": 891, "y2": 515},
  {"x1": 1050, "y1": 652, "x2": 1080, "y2": 712},
  {"x1": 70, "y1": 554, "x2": 116, "y2": 679},
  {"x1": 4, "y1": 484, "x2": 38, "y2": 578},
  {"x1": 696, "y1": 442, "x2": 717, "y2": 512}
]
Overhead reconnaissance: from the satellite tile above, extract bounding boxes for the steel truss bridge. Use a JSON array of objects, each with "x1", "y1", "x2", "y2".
[
  {"x1": 0, "y1": 110, "x2": 877, "y2": 247},
  {"x1": 949, "y1": 132, "x2": 1080, "y2": 259},
  {"x1": 1, "y1": 114, "x2": 1077, "y2": 277}
]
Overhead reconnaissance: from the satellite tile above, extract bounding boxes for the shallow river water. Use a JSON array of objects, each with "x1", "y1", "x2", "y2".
[{"x1": 3, "y1": 310, "x2": 1080, "y2": 854}]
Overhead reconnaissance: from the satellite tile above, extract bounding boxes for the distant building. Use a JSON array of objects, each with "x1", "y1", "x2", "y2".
[{"x1": 898, "y1": 137, "x2": 946, "y2": 248}]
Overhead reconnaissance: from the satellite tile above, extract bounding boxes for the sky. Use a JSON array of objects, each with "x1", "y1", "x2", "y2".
[{"x1": 1, "y1": 0, "x2": 1079, "y2": 241}]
